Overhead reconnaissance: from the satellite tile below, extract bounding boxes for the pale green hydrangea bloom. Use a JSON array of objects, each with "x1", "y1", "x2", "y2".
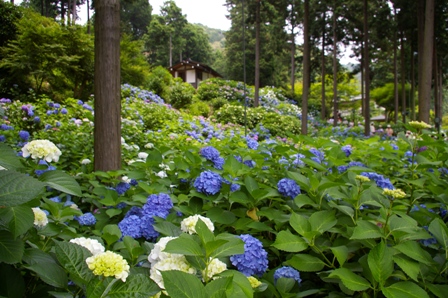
[
  {"x1": 86, "y1": 251, "x2": 130, "y2": 282},
  {"x1": 32, "y1": 207, "x2": 48, "y2": 227},
  {"x1": 409, "y1": 121, "x2": 431, "y2": 130},
  {"x1": 180, "y1": 214, "x2": 215, "y2": 234},
  {"x1": 202, "y1": 258, "x2": 227, "y2": 281},
  {"x1": 383, "y1": 188, "x2": 406, "y2": 199},
  {"x1": 22, "y1": 140, "x2": 62, "y2": 163}
]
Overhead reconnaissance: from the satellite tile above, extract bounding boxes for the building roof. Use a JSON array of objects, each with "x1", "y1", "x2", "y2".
[{"x1": 168, "y1": 59, "x2": 222, "y2": 78}]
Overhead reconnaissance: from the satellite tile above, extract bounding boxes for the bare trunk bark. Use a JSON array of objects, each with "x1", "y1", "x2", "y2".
[
  {"x1": 301, "y1": 0, "x2": 309, "y2": 135},
  {"x1": 332, "y1": 1, "x2": 338, "y2": 127},
  {"x1": 363, "y1": 0, "x2": 370, "y2": 136},
  {"x1": 418, "y1": 0, "x2": 434, "y2": 123},
  {"x1": 411, "y1": 44, "x2": 416, "y2": 120},
  {"x1": 400, "y1": 31, "x2": 406, "y2": 123},
  {"x1": 94, "y1": 0, "x2": 122, "y2": 171},
  {"x1": 393, "y1": 9, "x2": 398, "y2": 123},
  {"x1": 321, "y1": 12, "x2": 326, "y2": 121},
  {"x1": 254, "y1": 0, "x2": 260, "y2": 107}
]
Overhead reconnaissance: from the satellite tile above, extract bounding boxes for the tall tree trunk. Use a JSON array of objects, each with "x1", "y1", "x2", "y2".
[
  {"x1": 321, "y1": 12, "x2": 326, "y2": 121},
  {"x1": 393, "y1": 7, "x2": 398, "y2": 123},
  {"x1": 87, "y1": 0, "x2": 91, "y2": 34},
  {"x1": 332, "y1": 1, "x2": 338, "y2": 127},
  {"x1": 434, "y1": 46, "x2": 442, "y2": 132},
  {"x1": 411, "y1": 44, "x2": 416, "y2": 120},
  {"x1": 418, "y1": 0, "x2": 434, "y2": 123},
  {"x1": 400, "y1": 31, "x2": 406, "y2": 123},
  {"x1": 94, "y1": 0, "x2": 121, "y2": 171},
  {"x1": 363, "y1": 0, "x2": 370, "y2": 136},
  {"x1": 169, "y1": 34, "x2": 172, "y2": 67},
  {"x1": 361, "y1": 46, "x2": 364, "y2": 117},
  {"x1": 61, "y1": 0, "x2": 66, "y2": 26},
  {"x1": 290, "y1": 2, "x2": 295, "y2": 100},
  {"x1": 72, "y1": 0, "x2": 77, "y2": 25},
  {"x1": 302, "y1": 0, "x2": 309, "y2": 135},
  {"x1": 254, "y1": 0, "x2": 260, "y2": 107}
]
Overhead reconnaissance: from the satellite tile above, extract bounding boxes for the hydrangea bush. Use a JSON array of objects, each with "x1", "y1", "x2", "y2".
[{"x1": 0, "y1": 85, "x2": 447, "y2": 297}]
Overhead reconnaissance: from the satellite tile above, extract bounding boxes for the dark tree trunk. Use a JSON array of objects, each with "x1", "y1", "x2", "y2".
[
  {"x1": 332, "y1": 1, "x2": 338, "y2": 127},
  {"x1": 94, "y1": 0, "x2": 121, "y2": 171},
  {"x1": 321, "y1": 12, "x2": 326, "y2": 121},
  {"x1": 418, "y1": 0, "x2": 434, "y2": 123},
  {"x1": 393, "y1": 8, "x2": 398, "y2": 123},
  {"x1": 290, "y1": 2, "x2": 295, "y2": 99},
  {"x1": 411, "y1": 44, "x2": 416, "y2": 120},
  {"x1": 254, "y1": 0, "x2": 260, "y2": 107},
  {"x1": 363, "y1": 0, "x2": 370, "y2": 136},
  {"x1": 301, "y1": 0, "x2": 309, "y2": 135},
  {"x1": 400, "y1": 31, "x2": 406, "y2": 123},
  {"x1": 87, "y1": 0, "x2": 91, "y2": 34}
]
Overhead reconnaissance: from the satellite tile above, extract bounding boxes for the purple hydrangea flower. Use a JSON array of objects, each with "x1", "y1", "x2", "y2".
[
  {"x1": 118, "y1": 215, "x2": 142, "y2": 238},
  {"x1": 115, "y1": 182, "x2": 131, "y2": 195},
  {"x1": 194, "y1": 170, "x2": 223, "y2": 195},
  {"x1": 341, "y1": 145, "x2": 353, "y2": 157},
  {"x1": 277, "y1": 178, "x2": 301, "y2": 199},
  {"x1": 75, "y1": 212, "x2": 97, "y2": 226},
  {"x1": 18, "y1": 130, "x2": 30, "y2": 141},
  {"x1": 142, "y1": 193, "x2": 173, "y2": 218},
  {"x1": 230, "y1": 234, "x2": 268, "y2": 277},
  {"x1": 360, "y1": 172, "x2": 394, "y2": 189},
  {"x1": 274, "y1": 266, "x2": 302, "y2": 285}
]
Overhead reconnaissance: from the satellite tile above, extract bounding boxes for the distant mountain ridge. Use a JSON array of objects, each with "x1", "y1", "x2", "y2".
[{"x1": 195, "y1": 23, "x2": 226, "y2": 51}]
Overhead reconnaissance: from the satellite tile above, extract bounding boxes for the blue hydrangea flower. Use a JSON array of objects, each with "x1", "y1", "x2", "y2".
[
  {"x1": 33, "y1": 116, "x2": 40, "y2": 123},
  {"x1": 360, "y1": 172, "x2": 394, "y2": 189},
  {"x1": 75, "y1": 212, "x2": 97, "y2": 226},
  {"x1": 213, "y1": 157, "x2": 225, "y2": 170},
  {"x1": 243, "y1": 160, "x2": 256, "y2": 168},
  {"x1": 0, "y1": 124, "x2": 13, "y2": 130},
  {"x1": 49, "y1": 196, "x2": 61, "y2": 203},
  {"x1": 140, "y1": 214, "x2": 159, "y2": 240},
  {"x1": 130, "y1": 179, "x2": 138, "y2": 186},
  {"x1": 277, "y1": 178, "x2": 301, "y2": 199},
  {"x1": 274, "y1": 266, "x2": 302, "y2": 285},
  {"x1": 246, "y1": 137, "x2": 259, "y2": 150},
  {"x1": 142, "y1": 193, "x2": 173, "y2": 218},
  {"x1": 194, "y1": 171, "x2": 223, "y2": 196},
  {"x1": 118, "y1": 215, "x2": 142, "y2": 238},
  {"x1": 61, "y1": 108, "x2": 68, "y2": 114},
  {"x1": 0, "y1": 135, "x2": 5, "y2": 142},
  {"x1": 337, "y1": 161, "x2": 367, "y2": 173},
  {"x1": 116, "y1": 182, "x2": 131, "y2": 195},
  {"x1": 310, "y1": 148, "x2": 325, "y2": 164},
  {"x1": 18, "y1": 130, "x2": 30, "y2": 141},
  {"x1": 200, "y1": 146, "x2": 221, "y2": 162},
  {"x1": 341, "y1": 145, "x2": 353, "y2": 157},
  {"x1": 391, "y1": 144, "x2": 398, "y2": 150},
  {"x1": 230, "y1": 234, "x2": 268, "y2": 277},
  {"x1": 292, "y1": 154, "x2": 305, "y2": 167},
  {"x1": 438, "y1": 167, "x2": 448, "y2": 176}
]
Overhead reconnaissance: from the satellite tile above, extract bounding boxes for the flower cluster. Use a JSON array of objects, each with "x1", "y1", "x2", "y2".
[
  {"x1": 383, "y1": 188, "x2": 406, "y2": 199},
  {"x1": 115, "y1": 182, "x2": 131, "y2": 195},
  {"x1": 277, "y1": 178, "x2": 301, "y2": 199},
  {"x1": 309, "y1": 148, "x2": 325, "y2": 164},
  {"x1": 230, "y1": 234, "x2": 268, "y2": 277},
  {"x1": 341, "y1": 144, "x2": 353, "y2": 157},
  {"x1": 246, "y1": 136, "x2": 259, "y2": 150},
  {"x1": 274, "y1": 266, "x2": 302, "y2": 285},
  {"x1": 202, "y1": 258, "x2": 227, "y2": 281},
  {"x1": 409, "y1": 121, "x2": 431, "y2": 130},
  {"x1": 148, "y1": 237, "x2": 196, "y2": 289},
  {"x1": 360, "y1": 172, "x2": 394, "y2": 189},
  {"x1": 199, "y1": 146, "x2": 224, "y2": 169},
  {"x1": 118, "y1": 193, "x2": 173, "y2": 240},
  {"x1": 337, "y1": 161, "x2": 367, "y2": 173},
  {"x1": 193, "y1": 170, "x2": 223, "y2": 195},
  {"x1": 180, "y1": 214, "x2": 215, "y2": 234},
  {"x1": 86, "y1": 251, "x2": 130, "y2": 282},
  {"x1": 32, "y1": 207, "x2": 48, "y2": 227},
  {"x1": 22, "y1": 139, "x2": 62, "y2": 163},
  {"x1": 70, "y1": 237, "x2": 105, "y2": 255},
  {"x1": 247, "y1": 276, "x2": 262, "y2": 288},
  {"x1": 74, "y1": 212, "x2": 97, "y2": 226}
]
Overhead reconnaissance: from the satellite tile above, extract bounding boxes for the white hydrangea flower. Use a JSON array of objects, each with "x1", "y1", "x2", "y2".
[
  {"x1": 180, "y1": 214, "x2": 215, "y2": 234},
  {"x1": 145, "y1": 143, "x2": 154, "y2": 149},
  {"x1": 0, "y1": 166, "x2": 6, "y2": 170},
  {"x1": 122, "y1": 176, "x2": 132, "y2": 184},
  {"x1": 22, "y1": 140, "x2": 62, "y2": 163},
  {"x1": 32, "y1": 207, "x2": 48, "y2": 227},
  {"x1": 202, "y1": 258, "x2": 227, "y2": 281},
  {"x1": 155, "y1": 171, "x2": 167, "y2": 178},
  {"x1": 159, "y1": 163, "x2": 170, "y2": 171},
  {"x1": 70, "y1": 237, "x2": 105, "y2": 255},
  {"x1": 150, "y1": 255, "x2": 196, "y2": 289},
  {"x1": 138, "y1": 152, "x2": 149, "y2": 160},
  {"x1": 81, "y1": 158, "x2": 91, "y2": 165},
  {"x1": 148, "y1": 236, "x2": 182, "y2": 265}
]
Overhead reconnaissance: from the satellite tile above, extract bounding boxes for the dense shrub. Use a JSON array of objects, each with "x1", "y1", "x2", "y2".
[
  {"x1": 197, "y1": 78, "x2": 248, "y2": 102},
  {"x1": 261, "y1": 112, "x2": 301, "y2": 137},
  {"x1": 168, "y1": 78, "x2": 196, "y2": 109},
  {"x1": 146, "y1": 66, "x2": 173, "y2": 100},
  {"x1": 188, "y1": 100, "x2": 210, "y2": 117},
  {"x1": 212, "y1": 104, "x2": 266, "y2": 129},
  {"x1": 210, "y1": 97, "x2": 227, "y2": 111}
]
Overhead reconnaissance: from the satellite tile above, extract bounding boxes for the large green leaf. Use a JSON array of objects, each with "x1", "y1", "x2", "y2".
[
  {"x1": 208, "y1": 236, "x2": 244, "y2": 259},
  {"x1": 102, "y1": 224, "x2": 122, "y2": 246},
  {"x1": 23, "y1": 248, "x2": 68, "y2": 288},
  {"x1": 0, "y1": 230, "x2": 24, "y2": 264},
  {"x1": 271, "y1": 230, "x2": 308, "y2": 252},
  {"x1": 393, "y1": 241, "x2": 434, "y2": 265},
  {"x1": 350, "y1": 220, "x2": 384, "y2": 240},
  {"x1": 54, "y1": 241, "x2": 94, "y2": 285},
  {"x1": 244, "y1": 176, "x2": 259, "y2": 195},
  {"x1": 393, "y1": 255, "x2": 420, "y2": 282},
  {"x1": 368, "y1": 241, "x2": 393, "y2": 284},
  {"x1": 309, "y1": 210, "x2": 337, "y2": 234},
  {"x1": 204, "y1": 276, "x2": 233, "y2": 298},
  {"x1": 289, "y1": 212, "x2": 311, "y2": 236},
  {"x1": 108, "y1": 274, "x2": 160, "y2": 298},
  {"x1": 0, "y1": 144, "x2": 24, "y2": 170},
  {"x1": 0, "y1": 263, "x2": 25, "y2": 298},
  {"x1": 38, "y1": 170, "x2": 82, "y2": 197},
  {"x1": 388, "y1": 214, "x2": 418, "y2": 234},
  {"x1": 0, "y1": 171, "x2": 45, "y2": 207},
  {"x1": 206, "y1": 207, "x2": 236, "y2": 224},
  {"x1": 426, "y1": 284, "x2": 448, "y2": 298},
  {"x1": 382, "y1": 281, "x2": 430, "y2": 298},
  {"x1": 221, "y1": 270, "x2": 254, "y2": 298},
  {"x1": 163, "y1": 235, "x2": 203, "y2": 256},
  {"x1": 162, "y1": 270, "x2": 208, "y2": 298},
  {"x1": 287, "y1": 254, "x2": 325, "y2": 272},
  {"x1": 428, "y1": 218, "x2": 448, "y2": 250},
  {"x1": 0, "y1": 206, "x2": 34, "y2": 238},
  {"x1": 328, "y1": 268, "x2": 371, "y2": 291},
  {"x1": 330, "y1": 246, "x2": 349, "y2": 267}
]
